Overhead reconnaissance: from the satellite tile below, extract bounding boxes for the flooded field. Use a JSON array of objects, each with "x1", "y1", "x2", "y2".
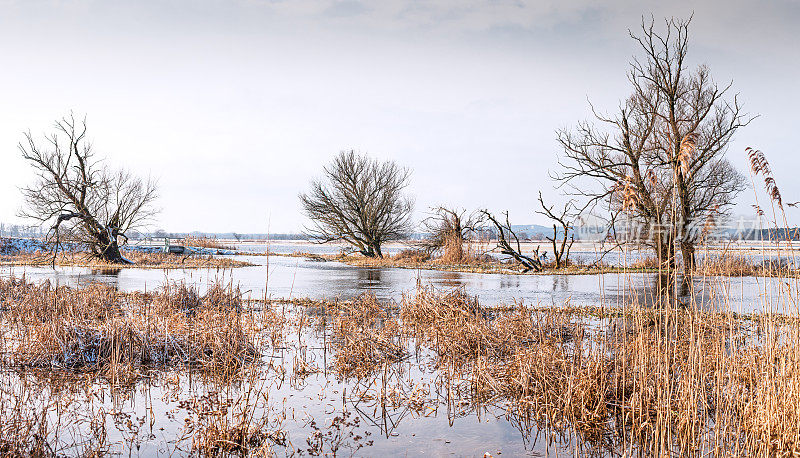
[
  {"x1": 2, "y1": 248, "x2": 797, "y2": 315},
  {"x1": 0, "y1": 307, "x2": 560, "y2": 456},
  {"x1": 2, "y1": 243, "x2": 800, "y2": 455}
]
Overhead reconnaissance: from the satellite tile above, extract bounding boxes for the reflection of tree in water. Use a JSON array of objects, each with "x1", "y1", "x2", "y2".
[
  {"x1": 357, "y1": 268, "x2": 382, "y2": 285},
  {"x1": 648, "y1": 272, "x2": 692, "y2": 308},
  {"x1": 499, "y1": 277, "x2": 521, "y2": 289},
  {"x1": 89, "y1": 267, "x2": 122, "y2": 289},
  {"x1": 551, "y1": 275, "x2": 569, "y2": 292},
  {"x1": 438, "y1": 271, "x2": 464, "y2": 288},
  {"x1": 91, "y1": 267, "x2": 122, "y2": 277}
]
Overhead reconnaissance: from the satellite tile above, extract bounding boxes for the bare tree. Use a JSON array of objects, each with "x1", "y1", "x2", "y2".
[
  {"x1": 555, "y1": 16, "x2": 751, "y2": 273},
  {"x1": 417, "y1": 206, "x2": 481, "y2": 261},
  {"x1": 479, "y1": 210, "x2": 543, "y2": 272},
  {"x1": 536, "y1": 192, "x2": 576, "y2": 269},
  {"x1": 18, "y1": 114, "x2": 159, "y2": 264},
  {"x1": 300, "y1": 150, "x2": 413, "y2": 258}
]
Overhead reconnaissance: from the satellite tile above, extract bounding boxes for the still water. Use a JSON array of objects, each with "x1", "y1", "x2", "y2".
[{"x1": 1, "y1": 251, "x2": 796, "y2": 314}]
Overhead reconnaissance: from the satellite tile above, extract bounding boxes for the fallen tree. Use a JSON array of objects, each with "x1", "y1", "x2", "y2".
[{"x1": 480, "y1": 210, "x2": 543, "y2": 272}]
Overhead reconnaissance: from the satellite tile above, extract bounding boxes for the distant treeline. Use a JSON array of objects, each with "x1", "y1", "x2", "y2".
[
  {"x1": 5, "y1": 224, "x2": 797, "y2": 243},
  {"x1": 726, "y1": 227, "x2": 800, "y2": 241},
  {"x1": 127, "y1": 231, "x2": 309, "y2": 241}
]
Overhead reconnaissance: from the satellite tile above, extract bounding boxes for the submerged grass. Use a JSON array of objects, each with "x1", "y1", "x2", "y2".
[{"x1": 312, "y1": 285, "x2": 800, "y2": 456}]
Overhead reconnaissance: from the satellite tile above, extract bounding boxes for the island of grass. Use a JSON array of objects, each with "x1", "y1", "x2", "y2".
[{"x1": 0, "y1": 237, "x2": 253, "y2": 269}]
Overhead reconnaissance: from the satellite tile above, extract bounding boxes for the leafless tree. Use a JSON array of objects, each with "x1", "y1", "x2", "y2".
[
  {"x1": 536, "y1": 192, "x2": 576, "y2": 269},
  {"x1": 18, "y1": 114, "x2": 159, "y2": 264},
  {"x1": 417, "y1": 206, "x2": 481, "y2": 259},
  {"x1": 555, "y1": 16, "x2": 751, "y2": 273},
  {"x1": 479, "y1": 210, "x2": 543, "y2": 272},
  {"x1": 300, "y1": 150, "x2": 413, "y2": 258}
]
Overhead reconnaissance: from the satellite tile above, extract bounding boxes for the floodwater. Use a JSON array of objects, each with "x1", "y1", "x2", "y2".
[
  {"x1": 1, "y1": 243, "x2": 799, "y2": 455},
  {"x1": 1, "y1": 249, "x2": 797, "y2": 314},
  {"x1": 3, "y1": 324, "x2": 567, "y2": 456}
]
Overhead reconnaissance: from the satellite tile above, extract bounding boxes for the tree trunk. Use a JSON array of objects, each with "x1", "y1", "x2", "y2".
[
  {"x1": 95, "y1": 230, "x2": 131, "y2": 264},
  {"x1": 360, "y1": 242, "x2": 383, "y2": 258},
  {"x1": 680, "y1": 241, "x2": 695, "y2": 276},
  {"x1": 550, "y1": 224, "x2": 561, "y2": 269},
  {"x1": 654, "y1": 227, "x2": 675, "y2": 270}
]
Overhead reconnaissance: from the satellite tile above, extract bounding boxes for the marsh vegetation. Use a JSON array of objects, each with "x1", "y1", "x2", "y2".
[{"x1": 1, "y1": 269, "x2": 800, "y2": 455}]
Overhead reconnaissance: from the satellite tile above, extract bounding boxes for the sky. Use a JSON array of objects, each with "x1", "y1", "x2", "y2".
[{"x1": 0, "y1": 0, "x2": 798, "y2": 233}]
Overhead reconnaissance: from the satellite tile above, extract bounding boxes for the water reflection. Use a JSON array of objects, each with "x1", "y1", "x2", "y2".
[
  {"x1": 551, "y1": 275, "x2": 569, "y2": 292},
  {"x1": 437, "y1": 271, "x2": 464, "y2": 288},
  {"x1": 0, "y1": 254, "x2": 796, "y2": 313},
  {"x1": 358, "y1": 268, "x2": 382, "y2": 285}
]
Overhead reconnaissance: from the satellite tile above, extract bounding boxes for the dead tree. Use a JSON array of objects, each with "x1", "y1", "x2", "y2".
[
  {"x1": 300, "y1": 150, "x2": 413, "y2": 258},
  {"x1": 18, "y1": 114, "x2": 159, "y2": 265},
  {"x1": 536, "y1": 192, "x2": 576, "y2": 269},
  {"x1": 555, "y1": 16, "x2": 751, "y2": 273},
  {"x1": 480, "y1": 210, "x2": 543, "y2": 272},
  {"x1": 417, "y1": 206, "x2": 481, "y2": 261}
]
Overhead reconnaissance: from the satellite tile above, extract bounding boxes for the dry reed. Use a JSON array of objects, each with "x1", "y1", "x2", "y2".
[
  {"x1": 0, "y1": 277, "x2": 259, "y2": 379},
  {"x1": 0, "y1": 249, "x2": 252, "y2": 268}
]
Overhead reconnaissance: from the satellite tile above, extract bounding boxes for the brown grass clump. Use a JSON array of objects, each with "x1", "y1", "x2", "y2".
[
  {"x1": 697, "y1": 255, "x2": 797, "y2": 277},
  {"x1": 329, "y1": 294, "x2": 407, "y2": 378},
  {"x1": 391, "y1": 248, "x2": 431, "y2": 263},
  {"x1": 183, "y1": 236, "x2": 234, "y2": 250},
  {"x1": 435, "y1": 233, "x2": 492, "y2": 265},
  {"x1": 123, "y1": 251, "x2": 252, "y2": 268},
  {"x1": 627, "y1": 256, "x2": 661, "y2": 270},
  {"x1": 193, "y1": 423, "x2": 280, "y2": 457},
  {"x1": 0, "y1": 277, "x2": 259, "y2": 378},
  {"x1": 438, "y1": 232, "x2": 466, "y2": 264}
]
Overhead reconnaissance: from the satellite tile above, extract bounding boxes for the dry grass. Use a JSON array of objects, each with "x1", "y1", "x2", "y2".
[
  {"x1": 697, "y1": 255, "x2": 797, "y2": 277},
  {"x1": 183, "y1": 236, "x2": 234, "y2": 250},
  {"x1": 391, "y1": 248, "x2": 431, "y2": 263},
  {"x1": 0, "y1": 277, "x2": 260, "y2": 379},
  {"x1": 327, "y1": 294, "x2": 407, "y2": 378},
  {"x1": 0, "y1": 249, "x2": 253, "y2": 269},
  {"x1": 311, "y1": 285, "x2": 800, "y2": 455}
]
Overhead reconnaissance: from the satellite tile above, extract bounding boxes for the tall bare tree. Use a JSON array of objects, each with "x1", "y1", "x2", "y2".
[
  {"x1": 19, "y1": 114, "x2": 159, "y2": 264},
  {"x1": 555, "y1": 16, "x2": 751, "y2": 273},
  {"x1": 300, "y1": 150, "x2": 413, "y2": 258}
]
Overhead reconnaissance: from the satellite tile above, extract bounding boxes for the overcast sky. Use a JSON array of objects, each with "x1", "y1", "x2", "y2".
[{"x1": 0, "y1": 0, "x2": 798, "y2": 233}]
